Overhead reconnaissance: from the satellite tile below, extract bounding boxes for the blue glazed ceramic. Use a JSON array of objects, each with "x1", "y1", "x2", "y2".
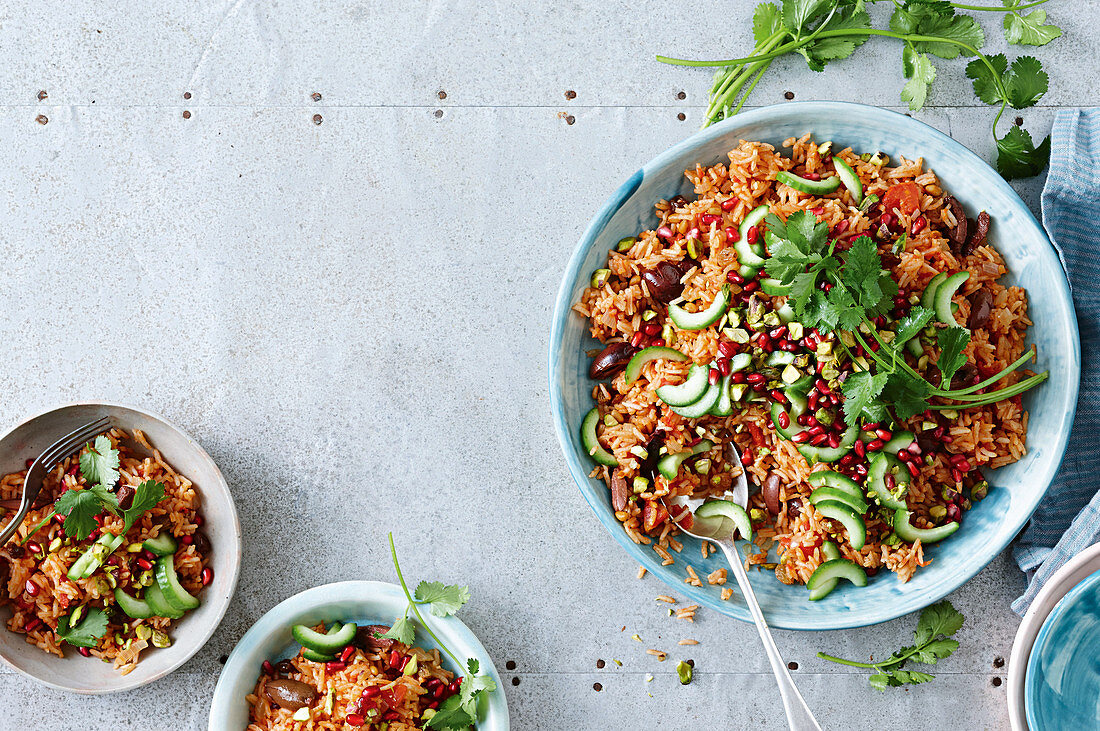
[
  {"x1": 548, "y1": 102, "x2": 1080, "y2": 630},
  {"x1": 208, "y1": 581, "x2": 509, "y2": 730},
  {"x1": 1026, "y1": 570, "x2": 1100, "y2": 730}
]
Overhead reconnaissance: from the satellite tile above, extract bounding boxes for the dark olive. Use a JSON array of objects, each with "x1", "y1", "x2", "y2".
[
  {"x1": 263, "y1": 678, "x2": 317, "y2": 711},
  {"x1": 669, "y1": 195, "x2": 689, "y2": 211},
  {"x1": 274, "y1": 659, "x2": 296, "y2": 676},
  {"x1": 191, "y1": 532, "x2": 211, "y2": 556},
  {"x1": 639, "y1": 432, "x2": 664, "y2": 481},
  {"x1": 115, "y1": 485, "x2": 136, "y2": 511},
  {"x1": 968, "y1": 287, "x2": 994, "y2": 330},
  {"x1": 944, "y1": 196, "x2": 968, "y2": 248},
  {"x1": 6, "y1": 544, "x2": 24, "y2": 559},
  {"x1": 762, "y1": 472, "x2": 782, "y2": 515},
  {"x1": 641, "y1": 261, "x2": 687, "y2": 304},
  {"x1": 356, "y1": 624, "x2": 395, "y2": 651},
  {"x1": 950, "y1": 363, "x2": 979, "y2": 391},
  {"x1": 589, "y1": 342, "x2": 637, "y2": 380},
  {"x1": 787, "y1": 497, "x2": 803, "y2": 519},
  {"x1": 610, "y1": 470, "x2": 629, "y2": 512},
  {"x1": 965, "y1": 210, "x2": 990, "y2": 254}
]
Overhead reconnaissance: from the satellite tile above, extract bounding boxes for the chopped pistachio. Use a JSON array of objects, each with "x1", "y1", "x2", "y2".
[
  {"x1": 818, "y1": 141, "x2": 833, "y2": 155},
  {"x1": 786, "y1": 321, "x2": 804, "y2": 340},
  {"x1": 959, "y1": 497, "x2": 972, "y2": 511},
  {"x1": 762, "y1": 311, "x2": 781, "y2": 327},
  {"x1": 971, "y1": 480, "x2": 989, "y2": 501},
  {"x1": 292, "y1": 707, "x2": 311, "y2": 722},
  {"x1": 324, "y1": 686, "x2": 335, "y2": 715},
  {"x1": 105, "y1": 573, "x2": 118, "y2": 589},
  {"x1": 941, "y1": 409, "x2": 959, "y2": 419},
  {"x1": 814, "y1": 409, "x2": 835, "y2": 427},
  {"x1": 629, "y1": 446, "x2": 649, "y2": 460},
  {"x1": 929, "y1": 505, "x2": 947, "y2": 520},
  {"x1": 917, "y1": 355, "x2": 930, "y2": 370},
  {"x1": 613, "y1": 659, "x2": 623, "y2": 666},
  {"x1": 710, "y1": 475, "x2": 721, "y2": 485},
  {"x1": 921, "y1": 420, "x2": 938, "y2": 431},
  {"x1": 591, "y1": 269, "x2": 611, "y2": 288},
  {"x1": 645, "y1": 673, "x2": 654, "y2": 682},
  {"x1": 151, "y1": 630, "x2": 171, "y2": 649},
  {"x1": 632, "y1": 477, "x2": 649, "y2": 494},
  {"x1": 139, "y1": 570, "x2": 154, "y2": 587},
  {"x1": 70, "y1": 605, "x2": 86, "y2": 627},
  {"x1": 632, "y1": 634, "x2": 642, "y2": 642},
  {"x1": 730, "y1": 384, "x2": 749, "y2": 401},
  {"x1": 135, "y1": 624, "x2": 152, "y2": 641},
  {"x1": 603, "y1": 413, "x2": 618, "y2": 427},
  {"x1": 879, "y1": 330, "x2": 895, "y2": 344},
  {"x1": 403, "y1": 655, "x2": 419, "y2": 676},
  {"x1": 821, "y1": 364, "x2": 841, "y2": 382},
  {"x1": 694, "y1": 458, "x2": 712, "y2": 475},
  {"x1": 750, "y1": 508, "x2": 766, "y2": 522},
  {"x1": 727, "y1": 328, "x2": 750, "y2": 344},
  {"x1": 662, "y1": 323, "x2": 675, "y2": 345},
  {"x1": 127, "y1": 542, "x2": 143, "y2": 553},
  {"x1": 781, "y1": 364, "x2": 801, "y2": 384},
  {"x1": 726, "y1": 310, "x2": 742, "y2": 328},
  {"x1": 860, "y1": 152, "x2": 872, "y2": 162},
  {"x1": 686, "y1": 238, "x2": 699, "y2": 259},
  {"x1": 48, "y1": 537, "x2": 62, "y2": 553},
  {"x1": 677, "y1": 660, "x2": 694, "y2": 685},
  {"x1": 617, "y1": 236, "x2": 636, "y2": 251},
  {"x1": 839, "y1": 331, "x2": 856, "y2": 347},
  {"x1": 884, "y1": 532, "x2": 901, "y2": 546},
  {"x1": 642, "y1": 309, "x2": 658, "y2": 321}
]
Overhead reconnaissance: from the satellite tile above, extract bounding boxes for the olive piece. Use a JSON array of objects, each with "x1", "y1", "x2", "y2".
[
  {"x1": 610, "y1": 470, "x2": 629, "y2": 512},
  {"x1": 641, "y1": 261, "x2": 687, "y2": 304},
  {"x1": 191, "y1": 532, "x2": 212, "y2": 557},
  {"x1": 589, "y1": 342, "x2": 637, "y2": 380},
  {"x1": 762, "y1": 472, "x2": 782, "y2": 515},
  {"x1": 787, "y1": 497, "x2": 804, "y2": 519},
  {"x1": 944, "y1": 196, "x2": 968, "y2": 248},
  {"x1": 355, "y1": 624, "x2": 395, "y2": 651},
  {"x1": 965, "y1": 210, "x2": 990, "y2": 254},
  {"x1": 968, "y1": 288, "x2": 994, "y2": 330},
  {"x1": 115, "y1": 485, "x2": 136, "y2": 511},
  {"x1": 274, "y1": 659, "x2": 296, "y2": 676},
  {"x1": 263, "y1": 678, "x2": 317, "y2": 711}
]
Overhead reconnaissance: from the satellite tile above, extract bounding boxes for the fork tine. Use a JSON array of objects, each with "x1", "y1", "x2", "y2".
[{"x1": 37, "y1": 416, "x2": 112, "y2": 470}]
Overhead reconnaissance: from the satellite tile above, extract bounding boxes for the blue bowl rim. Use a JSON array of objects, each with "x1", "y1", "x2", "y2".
[
  {"x1": 207, "y1": 580, "x2": 510, "y2": 729},
  {"x1": 548, "y1": 100, "x2": 1081, "y2": 631},
  {"x1": 1025, "y1": 568, "x2": 1100, "y2": 729}
]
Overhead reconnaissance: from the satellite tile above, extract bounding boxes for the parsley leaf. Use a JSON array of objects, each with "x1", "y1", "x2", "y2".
[
  {"x1": 381, "y1": 616, "x2": 416, "y2": 645},
  {"x1": 56, "y1": 607, "x2": 109, "y2": 648},
  {"x1": 936, "y1": 327, "x2": 971, "y2": 384},
  {"x1": 1002, "y1": 3, "x2": 1061, "y2": 47},
  {"x1": 414, "y1": 581, "x2": 471, "y2": 617},
  {"x1": 753, "y1": 3, "x2": 784, "y2": 46},
  {"x1": 841, "y1": 370, "x2": 888, "y2": 426},
  {"x1": 996, "y1": 125, "x2": 1051, "y2": 180},
  {"x1": 79, "y1": 435, "x2": 119, "y2": 488},
  {"x1": 900, "y1": 46, "x2": 936, "y2": 111},
  {"x1": 121, "y1": 480, "x2": 166, "y2": 533},
  {"x1": 52, "y1": 488, "x2": 105, "y2": 542}
]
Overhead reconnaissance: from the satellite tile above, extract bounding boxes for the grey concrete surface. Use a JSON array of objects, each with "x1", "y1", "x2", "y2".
[{"x1": 0, "y1": 0, "x2": 1092, "y2": 728}]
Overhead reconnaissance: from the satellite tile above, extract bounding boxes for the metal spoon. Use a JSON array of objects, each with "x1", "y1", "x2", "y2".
[{"x1": 665, "y1": 442, "x2": 822, "y2": 731}]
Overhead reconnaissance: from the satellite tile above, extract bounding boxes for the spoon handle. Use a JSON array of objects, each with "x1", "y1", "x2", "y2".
[{"x1": 718, "y1": 540, "x2": 823, "y2": 731}]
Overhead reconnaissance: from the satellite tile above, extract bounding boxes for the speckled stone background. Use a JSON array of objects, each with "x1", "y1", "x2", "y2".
[{"x1": 0, "y1": 1, "x2": 1095, "y2": 729}]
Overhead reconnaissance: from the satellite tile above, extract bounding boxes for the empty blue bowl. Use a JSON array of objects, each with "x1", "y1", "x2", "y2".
[
  {"x1": 1026, "y1": 569, "x2": 1100, "y2": 730},
  {"x1": 548, "y1": 101, "x2": 1080, "y2": 630}
]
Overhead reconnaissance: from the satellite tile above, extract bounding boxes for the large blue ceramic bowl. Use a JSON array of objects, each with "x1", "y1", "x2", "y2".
[
  {"x1": 1026, "y1": 569, "x2": 1100, "y2": 730},
  {"x1": 208, "y1": 581, "x2": 509, "y2": 729},
  {"x1": 548, "y1": 101, "x2": 1079, "y2": 630}
]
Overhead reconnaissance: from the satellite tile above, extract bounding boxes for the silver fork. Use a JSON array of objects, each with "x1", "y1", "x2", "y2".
[
  {"x1": 0, "y1": 417, "x2": 112, "y2": 545},
  {"x1": 665, "y1": 442, "x2": 822, "y2": 731}
]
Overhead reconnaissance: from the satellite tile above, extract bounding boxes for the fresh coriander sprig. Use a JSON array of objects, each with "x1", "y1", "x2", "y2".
[
  {"x1": 818, "y1": 600, "x2": 964, "y2": 689},
  {"x1": 384, "y1": 533, "x2": 496, "y2": 731}
]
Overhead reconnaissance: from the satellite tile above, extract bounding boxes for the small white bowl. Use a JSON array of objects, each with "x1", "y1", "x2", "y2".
[
  {"x1": 0, "y1": 402, "x2": 241, "y2": 693},
  {"x1": 1008, "y1": 542, "x2": 1100, "y2": 730}
]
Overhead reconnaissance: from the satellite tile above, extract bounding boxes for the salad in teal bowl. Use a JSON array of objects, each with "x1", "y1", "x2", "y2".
[{"x1": 548, "y1": 102, "x2": 1079, "y2": 630}]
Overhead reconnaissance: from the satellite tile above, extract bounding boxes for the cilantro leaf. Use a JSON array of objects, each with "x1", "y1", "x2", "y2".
[
  {"x1": 790, "y1": 271, "x2": 822, "y2": 320},
  {"x1": 459, "y1": 672, "x2": 497, "y2": 709},
  {"x1": 841, "y1": 235, "x2": 885, "y2": 311},
  {"x1": 52, "y1": 488, "x2": 105, "y2": 541},
  {"x1": 56, "y1": 607, "x2": 109, "y2": 648},
  {"x1": 1002, "y1": 5, "x2": 1061, "y2": 47},
  {"x1": 79, "y1": 435, "x2": 119, "y2": 488},
  {"x1": 915, "y1": 600, "x2": 965, "y2": 644},
  {"x1": 753, "y1": 2, "x2": 784, "y2": 46},
  {"x1": 893, "y1": 306, "x2": 935, "y2": 346},
  {"x1": 828, "y1": 286, "x2": 865, "y2": 332},
  {"x1": 381, "y1": 616, "x2": 416, "y2": 645},
  {"x1": 900, "y1": 46, "x2": 936, "y2": 112},
  {"x1": 842, "y1": 370, "x2": 888, "y2": 426},
  {"x1": 1004, "y1": 55, "x2": 1047, "y2": 109},
  {"x1": 782, "y1": 0, "x2": 831, "y2": 35},
  {"x1": 869, "y1": 672, "x2": 891, "y2": 691},
  {"x1": 425, "y1": 694, "x2": 475, "y2": 730},
  {"x1": 936, "y1": 327, "x2": 970, "y2": 384},
  {"x1": 801, "y1": 6, "x2": 872, "y2": 69},
  {"x1": 997, "y1": 125, "x2": 1051, "y2": 180},
  {"x1": 966, "y1": 53, "x2": 1007, "y2": 105},
  {"x1": 911, "y1": 638, "x2": 959, "y2": 664},
  {"x1": 886, "y1": 371, "x2": 931, "y2": 420},
  {"x1": 904, "y1": 670, "x2": 936, "y2": 684},
  {"x1": 414, "y1": 581, "x2": 471, "y2": 617},
  {"x1": 891, "y1": 5, "x2": 984, "y2": 59},
  {"x1": 467, "y1": 658, "x2": 480, "y2": 675},
  {"x1": 122, "y1": 480, "x2": 166, "y2": 533}
]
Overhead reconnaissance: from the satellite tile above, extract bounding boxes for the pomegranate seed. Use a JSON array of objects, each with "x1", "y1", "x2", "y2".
[
  {"x1": 885, "y1": 473, "x2": 896, "y2": 491},
  {"x1": 828, "y1": 392, "x2": 841, "y2": 406},
  {"x1": 725, "y1": 226, "x2": 738, "y2": 241},
  {"x1": 708, "y1": 368, "x2": 720, "y2": 385},
  {"x1": 24, "y1": 618, "x2": 41, "y2": 633},
  {"x1": 880, "y1": 212, "x2": 895, "y2": 227},
  {"x1": 740, "y1": 450, "x2": 754, "y2": 466},
  {"x1": 644, "y1": 322, "x2": 661, "y2": 336},
  {"x1": 896, "y1": 449, "x2": 910, "y2": 462},
  {"x1": 193, "y1": 514, "x2": 204, "y2": 527},
  {"x1": 907, "y1": 461, "x2": 920, "y2": 477},
  {"x1": 808, "y1": 392, "x2": 819, "y2": 410},
  {"x1": 713, "y1": 358, "x2": 729, "y2": 377},
  {"x1": 942, "y1": 435, "x2": 953, "y2": 444},
  {"x1": 263, "y1": 660, "x2": 275, "y2": 676},
  {"x1": 727, "y1": 270, "x2": 745, "y2": 284},
  {"x1": 136, "y1": 558, "x2": 153, "y2": 571},
  {"x1": 875, "y1": 428, "x2": 892, "y2": 441},
  {"x1": 657, "y1": 226, "x2": 673, "y2": 240},
  {"x1": 746, "y1": 226, "x2": 759, "y2": 245},
  {"x1": 24, "y1": 458, "x2": 33, "y2": 469},
  {"x1": 429, "y1": 700, "x2": 440, "y2": 710},
  {"x1": 769, "y1": 326, "x2": 787, "y2": 340},
  {"x1": 701, "y1": 213, "x2": 721, "y2": 225},
  {"x1": 201, "y1": 567, "x2": 214, "y2": 586},
  {"x1": 685, "y1": 227, "x2": 700, "y2": 241},
  {"x1": 777, "y1": 411, "x2": 790, "y2": 429},
  {"x1": 346, "y1": 714, "x2": 365, "y2": 727},
  {"x1": 180, "y1": 534, "x2": 193, "y2": 545},
  {"x1": 630, "y1": 331, "x2": 646, "y2": 348},
  {"x1": 388, "y1": 650, "x2": 403, "y2": 669},
  {"x1": 946, "y1": 504, "x2": 961, "y2": 522},
  {"x1": 854, "y1": 440, "x2": 866, "y2": 459},
  {"x1": 854, "y1": 463, "x2": 868, "y2": 477},
  {"x1": 833, "y1": 220, "x2": 849, "y2": 235},
  {"x1": 770, "y1": 389, "x2": 786, "y2": 403},
  {"x1": 908, "y1": 442, "x2": 922, "y2": 456},
  {"x1": 448, "y1": 680, "x2": 463, "y2": 694},
  {"x1": 808, "y1": 425, "x2": 825, "y2": 438},
  {"x1": 434, "y1": 685, "x2": 448, "y2": 699},
  {"x1": 341, "y1": 645, "x2": 356, "y2": 662},
  {"x1": 731, "y1": 371, "x2": 746, "y2": 384},
  {"x1": 827, "y1": 433, "x2": 840, "y2": 449},
  {"x1": 78, "y1": 646, "x2": 91, "y2": 657},
  {"x1": 651, "y1": 339, "x2": 666, "y2": 347},
  {"x1": 746, "y1": 373, "x2": 765, "y2": 385},
  {"x1": 362, "y1": 685, "x2": 382, "y2": 698},
  {"x1": 805, "y1": 415, "x2": 819, "y2": 428},
  {"x1": 956, "y1": 459, "x2": 971, "y2": 472},
  {"x1": 326, "y1": 661, "x2": 346, "y2": 673},
  {"x1": 866, "y1": 439, "x2": 884, "y2": 452},
  {"x1": 791, "y1": 431, "x2": 811, "y2": 444},
  {"x1": 718, "y1": 341, "x2": 738, "y2": 357},
  {"x1": 804, "y1": 173, "x2": 821, "y2": 181},
  {"x1": 911, "y1": 215, "x2": 926, "y2": 235},
  {"x1": 810, "y1": 433, "x2": 829, "y2": 446},
  {"x1": 24, "y1": 579, "x2": 40, "y2": 597},
  {"x1": 383, "y1": 711, "x2": 400, "y2": 721},
  {"x1": 796, "y1": 414, "x2": 809, "y2": 426},
  {"x1": 948, "y1": 453, "x2": 965, "y2": 465},
  {"x1": 721, "y1": 198, "x2": 737, "y2": 211},
  {"x1": 809, "y1": 206, "x2": 824, "y2": 215},
  {"x1": 815, "y1": 379, "x2": 831, "y2": 394},
  {"x1": 67, "y1": 463, "x2": 79, "y2": 476},
  {"x1": 742, "y1": 280, "x2": 759, "y2": 293},
  {"x1": 839, "y1": 454, "x2": 854, "y2": 466}
]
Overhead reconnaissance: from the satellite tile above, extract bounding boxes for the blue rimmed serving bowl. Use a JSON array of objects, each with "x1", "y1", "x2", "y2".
[
  {"x1": 548, "y1": 101, "x2": 1079, "y2": 630},
  {"x1": 208, "y1": 580, "x2": 509, "y2": 730}
]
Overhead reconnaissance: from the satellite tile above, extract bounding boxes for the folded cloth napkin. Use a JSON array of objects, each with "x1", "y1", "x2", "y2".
[{"x1": 1011, "y1": 109, "x2": 1100, "y2": 615}]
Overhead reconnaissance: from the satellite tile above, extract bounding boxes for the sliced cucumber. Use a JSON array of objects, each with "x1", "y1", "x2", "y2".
[
  {"x1": 624, "y1": 345, "x2": 690, "y2": 385},
  {"x1": 691, "y1": 514, "x2": 732, "y2": 540},
  {"x1": 809, "y1": 486, "x2": 869, "y2": 515},
  {"x1": 883, "y1": 431, "x2": 915, "y2": 455},
  {"x1": 797, "y1": 424, "x2": 859, "y2": 464},
  {"x1": 935, "y1": 272, "x2": 970, "y2": 327},
  {"x1": 728, "y1": 352, "x2": 752, "y2": 373},
  {"x1": 694, "y1": 500, "x2": 752, "y2": 541},
  {"x1": 776, "y1": 302, "x2": 796, "y2": 324},
  {"x1": 893, "y1": 509, "x2": 959, "y2": 544},
  {"x1": 806, "y1": 471, "x2": 862, "y2": 500},
  {"x1": 293, "y1": 622, "x2": 358, "y2": 655},
  {"x1": 154, "y1": 557, "x2": 201, "y2": 612},
  {"x1": 807, "y1": 559, "x2": 868, "y2": 600},
  {"x1": 144, "y1": 581, "x2": 184, "y2": 619},
  {"x1": 114, "y1": 587, "x2": 155, "y2": 619},
  {"x1": 765, "y1": 350, "x2": 795, "y2": 367},
  {"x1": 813, "y1": 500, "x2": 866, "y2": 550},
  {"x1": 710, "y1": 374, "x2": 734, "y2": 417},
  {"x1": 671, "y1": 381, "x2": 721, "y2": 419},
  {"x1": 732, "y1": 204, "x2": 769, "y2": 273},
  {"x1": 67, "y1": 533, "x2": 125, "y2": 581},
  {"x1": 143, "y1": 533, "x2": 178, "y2": 557},
  {"x1": 821, "y1": 541, "x2": 841, "y2": 562},
  {"x1": 776, "y1": 171, "x2": 841, "y2": 195},
  {"x1": 581, "y1": 407, "x2": 617, "y2": 467},
  {"x1": 656, "y1": 364, "x2": 710, "y2": 407},
  {"x1": 866, "y1": 453, "x2": 909, "y2": 510},
  {"x1": 302, "y1": 647, "x2": 338, "y2": 662},
  {"x1": 669, "y1": 286, "x2": 730, "y2": 331},
  {"x1": 770, "y1": 389, "x2": 809, "y2": 441},
  {"x1": 657, "y1": 440, "x2": 716, "y2": 480},
  {"x1": 832, "y1": 157, "x2": 863, "y2": 205},
  {"x1": 905, "y1": 338, "x2": 924, "y2": 358},
  {"x1": 760, "y1": 278, "x2": 792, "y2": 296},
  {"x1": 920, "y1": 272, "x2": 949, "y2": 310}
]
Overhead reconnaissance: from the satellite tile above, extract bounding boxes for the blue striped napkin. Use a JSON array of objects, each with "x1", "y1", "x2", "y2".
[{"x1": 1011, "y1": 109, "x2": 1100, "y2": 615}]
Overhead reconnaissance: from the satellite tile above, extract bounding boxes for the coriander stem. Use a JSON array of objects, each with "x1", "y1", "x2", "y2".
[
  {"x1": 951, "y1": 0, "x2": 1048, "y2": 10},
  {"x1": 731, "y1": 58, "x2": 774, "y2": 116},
  {"x1": 816, "y1": 652, "x2": 889, "y2": 669},
  {"x1": 388, "y1": 532, "x2": 464, "y2": 670}
]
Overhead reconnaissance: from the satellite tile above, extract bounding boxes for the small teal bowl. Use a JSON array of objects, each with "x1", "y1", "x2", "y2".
[
  {"x1": 548, "y1": 101, "x2": 1080, "y2": 630},
  {"x1": 208, "y1": 581, "x2": 509, "y2": 729},
  {"x1": 1026, "y1": 569, "x2": 1100, "y2": 730}
]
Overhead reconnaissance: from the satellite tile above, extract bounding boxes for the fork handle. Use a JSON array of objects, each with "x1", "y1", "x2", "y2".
[
  {"x1": 718, "y1": 539, "x2": 823, "y2": 731},
  {"x1": 0, "y1": 498, "x2": 34, "y2": 546}
]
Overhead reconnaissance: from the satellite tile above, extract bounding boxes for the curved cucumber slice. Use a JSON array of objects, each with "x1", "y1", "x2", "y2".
[
  {"x1": 114, "y1": 587, "x2": 155, "y2": 619},
  {"x1": 669, "y1": 286, "x2": 730, "y2": 331},
  {"x1": 867, "y1": 453, "x2": 909, "y2": 510},
  {"x1": 808, "y1": 559, "x2": 868, "y2": 600},
  {"x1": 732, "y1": 204, "x2": 769, "y2": 270},
  {"x1": 302, "y1": 647, "x2": 337, "y2": 662},
  {"x1": 760, "y1": 278, "x2": 792, "y2": 296},
  {"x1": 695, "y1": 499, "x2": 752, "y2": 541},
  {"x1": 656, "y1": 364, "x2": 710, "y2": 407},
  {"x1": 581, "y1": 408, "x2": 617, "y2": 467},
  {"x1": 143, "y1": 533, "x2": 178, "y2": 557},
  {"x1": 293, "y1": 622, "x2": 358, "y2": 655},
  {"x1": 920, "y1": 272, "x2": 948, "y2": 310},
  {"x1": 893, "y1": 510, "x2": 960, "y2": 544},
  {"x1": 776, "y1": 302, "x2": 796, "y2": 324},
  {"x1": 67, "y1": 533, "x2": 124, "y2": 581},
  {"x1": 905, "y1": 338, "x2": 924, "y2": 358},
  {"x1": 771, "y1": 389, "x2": 809, "y2": 441},
  {"x1": 729, "y1": 352, "x2": 752, "y2": 373},
  {"x1": 776, "y1": 171, "x2": 840, "y2": 195},
  {"x1": 810, "y1": 486, "x2": 868, "y2": 515},
  {"x1": 935, "y1": 272, "x2": 970, "y2": 327},
  {"x1": 710, "y1": 375, "x2": 734, "y2": 416},
  {"x1": 797, "y1": 424, "x2": 858, "y2": 464},
  {"x1": 657, "y1": 440, "x2": 716, "y2": 480},
  {"x1": 624, "y1": 345, "x2": 690, "y2": 385},
  {"x1": 806, "y1": 471, "x2": 862, "y2": 500},
  {"x1": 155, "y1": 557, "x2": 201, "y2": 611},
  {"x1": 814, "y1": 500, "x2": 866, "y2": 550},
  {"x1": 821, "y1": 541, "x2": 841, "y2": 562},
  {"x1": 883, "y1": 431, "x2": 915, "y2": 455},
  {"x1": 144, "y1": 581, "x2": 184, "y2": 619},
  {"x1": 671, "y1": 381, "x2": 721, "y2": 418},
  {"x1": 832, "y1": 157, "x2": 863, "y2": 204},
  {"x1": 766, "y1": 350, "x2": 795, "y2": 367}
]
